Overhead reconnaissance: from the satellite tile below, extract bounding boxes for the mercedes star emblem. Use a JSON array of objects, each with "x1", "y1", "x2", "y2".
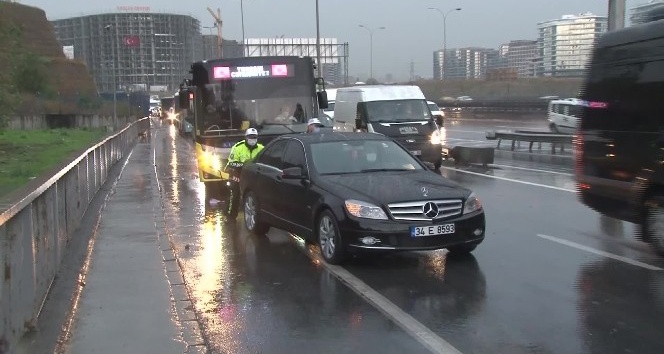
[
  {"x1": 421, "y1": 186, "x2": 428, "y2": 197},
  {"x1": 422, "y1": 202, "x2": 439, "y2": 218}
]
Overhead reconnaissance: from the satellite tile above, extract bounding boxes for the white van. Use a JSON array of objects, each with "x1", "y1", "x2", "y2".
[
  {"x1": 547, "y1": 98, "x2": 583, "y2": 134},
  {"x1": 333, "y1": 85, "x2": 444, "y2": 168},
  {"x1": 323, "y1": 88, "x2": 337, "y2": 119}
]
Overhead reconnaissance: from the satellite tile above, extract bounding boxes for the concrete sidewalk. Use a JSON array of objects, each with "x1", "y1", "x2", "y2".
[{"x1": 62, "y1": 141, "x2": 204, "y2": 354}]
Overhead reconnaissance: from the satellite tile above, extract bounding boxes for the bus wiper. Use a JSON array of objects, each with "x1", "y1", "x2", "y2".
[{"x1": 262, "y1": 123, "x2": 296, "y2": 133}]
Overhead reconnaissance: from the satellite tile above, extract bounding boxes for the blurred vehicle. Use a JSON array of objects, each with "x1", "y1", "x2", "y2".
[
  {"x1": 427, "y1": 101, "x2": 444, "y2": 126},
  {"x1": 333, "y1": 85, "x2": 444, "y2": 169},
  {"x1": 239, "y1": 132, "x2": 485, "y2": 264},
  {"x1": 160, "y1": 96, "x2": 175, "y2": 123},
  {"x1": 173, "y1": 90, "x2": 194, "y2": 136},
  {"x1": 547, "y1": 98, "x2": 583, "y2": 134},
  {"x1": 576, "y1": 19, "x2": 664, "y2": 256}
]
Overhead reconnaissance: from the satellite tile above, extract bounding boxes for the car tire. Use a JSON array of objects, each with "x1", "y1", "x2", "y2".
[
  {"x1": 447, "y1": 242, "x2": 479, "y2": 255},
  {"x1": 550, "y1": 123, "x2": 559, "y2": 133},
  {"x1": 642, "y1": 194, "x2": 664, "y2": 256},
  {"x1": 317, "y1": 210, "x2": 346, "y2": 264},
  {"x1": 243, "y1": 191, "x2": 270, "y2": 236}
]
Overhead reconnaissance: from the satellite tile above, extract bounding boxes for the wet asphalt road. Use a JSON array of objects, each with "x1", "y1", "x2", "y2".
[{"x1": 152, "y1": 117, "x2": 664, "y2": 354}]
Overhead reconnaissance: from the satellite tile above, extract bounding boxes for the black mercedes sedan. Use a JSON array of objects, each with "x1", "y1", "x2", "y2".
[{"x1": 239, "y1": 132, "x2": 485, "y2": 264}]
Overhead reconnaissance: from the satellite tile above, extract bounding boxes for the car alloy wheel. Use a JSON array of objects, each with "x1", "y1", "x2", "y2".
[
  {"x1": 318, "y1": 211, "x2": 346, "y2": 264},
  {"x1": 243, "y1": 191, "x2": 269, "y2": 235}
]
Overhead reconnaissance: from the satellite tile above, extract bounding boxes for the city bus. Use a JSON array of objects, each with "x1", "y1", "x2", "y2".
[{"x1": 178, "y1": 56, "x2": 329, "y2": 195}]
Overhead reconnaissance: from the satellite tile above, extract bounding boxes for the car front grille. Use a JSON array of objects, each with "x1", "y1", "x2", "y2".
[{"x1": 387, "y1": 199, "x2": 463, "y2": 221}]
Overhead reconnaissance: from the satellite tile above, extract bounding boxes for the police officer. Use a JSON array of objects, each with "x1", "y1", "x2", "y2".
[
  {"x1": 306, "y1": 118, "x2": 323, "y2": 133},
  {"x1": 225, "y1": 128, "x2": 264, "y2": 219}
]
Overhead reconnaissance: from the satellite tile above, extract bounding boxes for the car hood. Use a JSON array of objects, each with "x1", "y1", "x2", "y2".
[{"x1": 318, "y1": 170, "x2": 469, "y2": 205}]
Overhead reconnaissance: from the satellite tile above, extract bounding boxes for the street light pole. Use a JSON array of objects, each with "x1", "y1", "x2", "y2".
[
  {"x1": 240, "y1": 0, "x2": 246, "y2": 46},
  {"x1": 358, "y1": 25, "x2": 386, "y2": 81},
  {"x1": 105, "y1": 24, "x2": 117, "y2": 120},
  {"x1": 428, "y1": 7, "x2": 461, "y2": 79},
  {"x1": 316, "y1": 0, "x2": 322, "y2": 79}
]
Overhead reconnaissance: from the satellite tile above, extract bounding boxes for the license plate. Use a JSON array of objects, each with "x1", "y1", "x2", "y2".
[
  {"x1": 410, "y1": 224, "x2": 455, "y2": 237},
  {"x1": 410, "y1": 150, "x2": 422, "y2": 156}
]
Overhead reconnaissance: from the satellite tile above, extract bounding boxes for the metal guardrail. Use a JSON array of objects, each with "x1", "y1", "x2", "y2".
[
  {"x1": 437, "y1": 99, "x2": 549, "y2": 113},
  {"x1": 0, "y1": 117, "x2": 151, "y2": 353},
  {"x1": 486, "y1": 129, "x2": 573, "y2": 154}
]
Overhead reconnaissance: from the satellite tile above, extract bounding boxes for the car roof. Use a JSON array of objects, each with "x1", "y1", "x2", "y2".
[{"x1": 274, "y1": 132, "x2": 390, "y2": 144}]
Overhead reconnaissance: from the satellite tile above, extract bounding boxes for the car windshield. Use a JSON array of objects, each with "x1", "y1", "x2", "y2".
[{"x1": 310, "y1": 139, "x2": 424, "y2": 175}]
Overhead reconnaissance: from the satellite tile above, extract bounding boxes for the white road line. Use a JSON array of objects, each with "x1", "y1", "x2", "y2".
[
  {"x1": 299, "y1": 243, "x2": 463, "y2": 354},
  {"x1": 445, "y1": 129, "x2": 486, "y2": 134},
  {"x1": 490, "y1": 163, "x2": 573, "y2": 176},
  {"x1": 536, "y1": 234, "x2": 663, "y2": 271},
  {"x1": 495, "y1": 125, "x2": 545, "y2": 129},
  {"x1": 439, "y1": 166, "x2": 575, "y2": 193},
  {"x1": 445, "y1": 137, "x2": 487, "y2": 142}
]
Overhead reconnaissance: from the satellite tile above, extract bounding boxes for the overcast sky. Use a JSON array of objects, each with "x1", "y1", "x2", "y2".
[{"x1": 18, "y1": 0, "x2": 645, "y2": 80}]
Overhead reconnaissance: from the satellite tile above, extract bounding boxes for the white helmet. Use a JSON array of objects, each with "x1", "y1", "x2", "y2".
[
  {"x1": 307, "y1": 118, "x2": 322, "y2": 126},
  {"x1": 245, "y1": 128, "x2": 258, "y2": 136}
]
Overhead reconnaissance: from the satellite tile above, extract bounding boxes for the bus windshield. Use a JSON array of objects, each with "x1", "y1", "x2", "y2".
[
  {"x1": 194, "y1": 58, "x2": 320, "y2": 136},
  {"x1": 200, "y1": 82, "x2": 313, "y2": 135}
]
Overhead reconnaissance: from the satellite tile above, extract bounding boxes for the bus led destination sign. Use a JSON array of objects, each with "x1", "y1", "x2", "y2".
[{"x1": 213, "y1": 64, "x2": 292, "y2": 79}]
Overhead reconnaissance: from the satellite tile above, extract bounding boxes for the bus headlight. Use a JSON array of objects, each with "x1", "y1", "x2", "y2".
[{"x1": 201, "y1": 151, "x2": 221, "y2": 172}]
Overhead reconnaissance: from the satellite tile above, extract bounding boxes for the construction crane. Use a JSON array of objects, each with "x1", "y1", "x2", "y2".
[{"x1": 207, "y1": 7, "x2": 223, "y2": 58}]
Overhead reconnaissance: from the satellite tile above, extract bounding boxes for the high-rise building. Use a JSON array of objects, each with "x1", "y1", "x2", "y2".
[
  {"x1": 433, "y1": 50, "x2": 444, "y2": 80},
  {"x1": 630, "y1": 0, "x2": 664, "y2": 25},
  {"x1": 536, "y1": 13, "x2": 607, "y2": 77},
  {"x1": 434, "y1": 47, "x2": 501, "y2": 80},
  {"x1": 51, "y1": 11, "x2": 202, "y2": 93},
  {"x1": 506, "y1": 40, "x2": 538, "y2": 78}
]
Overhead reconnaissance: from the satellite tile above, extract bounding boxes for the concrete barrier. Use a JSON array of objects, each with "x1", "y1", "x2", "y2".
[{"x1": 0, "y1": 117, "x2": 151, "y2": 354}]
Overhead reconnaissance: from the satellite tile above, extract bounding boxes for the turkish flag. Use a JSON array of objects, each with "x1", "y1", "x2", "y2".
[{"x1": 123, "y1": 35, "x2": 140, "y2": 47}]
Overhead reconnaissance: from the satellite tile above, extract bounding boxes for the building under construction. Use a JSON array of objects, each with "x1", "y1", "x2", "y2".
[{"x1": 51, "y1": 11, "x2": 202, "y2": 94}]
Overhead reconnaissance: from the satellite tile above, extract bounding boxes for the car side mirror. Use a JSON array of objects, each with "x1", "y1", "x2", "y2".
[
  {"x1": 435, "y1": 115, "x2": 443, "y2": 126},
  {"x1": 282, "y1": 166, "x2": 304, "y2": 179},
  {"x1": 317, "y1": 91, "x2": 328, "y2": 109},
  {"x1": 355, "y1": 118, "x2": 366, "y2": 131},
  {"x1": 178, "y1": 90, "x2": 188, "y2": 108},
  {"x1": 422, "y1": 161, "x2": 436, "y2": 171}
]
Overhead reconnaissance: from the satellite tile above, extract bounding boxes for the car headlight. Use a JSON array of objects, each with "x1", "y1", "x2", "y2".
[
  {"x1": 344, "y1": 199, "x2": 388, "y2": 220},
  {"x1": 430, "y1": 129, "x2": 445, "y2": 145},
  {"x1": 463, "y1": 192, "x2": 482, "y2": 214}
]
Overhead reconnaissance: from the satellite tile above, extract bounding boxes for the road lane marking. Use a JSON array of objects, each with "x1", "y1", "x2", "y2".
[
  {"x1": 445, "y1": 129, "x2": 486, "y2": 134},
  {"x1": 296, "y1": 240, "x2": 463, "y2": 354},
  {"x1": 490, "y1": 163, "x2": 573, "y2": 176},
  {"x1": 536, "y1": 234, "x2": 663, "y2": 271},
  {"x1": 439, "y1": 166, "x2": 575, "y2": 193}
]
